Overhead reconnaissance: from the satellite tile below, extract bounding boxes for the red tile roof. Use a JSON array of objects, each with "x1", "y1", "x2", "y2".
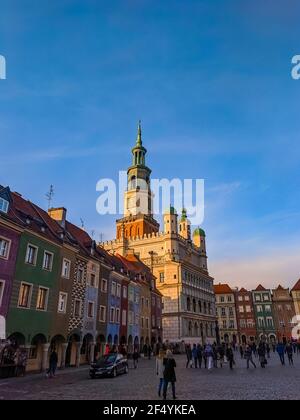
[
  {"x1": 291, "y1": 279, "x2": 300, "y2": 292},
  {"x1": 214, "y1": 284, "x2": 233, "y2": 294}
]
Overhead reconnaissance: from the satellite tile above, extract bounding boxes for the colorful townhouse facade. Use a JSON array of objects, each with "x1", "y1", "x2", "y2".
[
  {"x1": 234, "y1": 288, "x2": 257, "y2": 344},
  {"x1": 0, "y1": 185, "x2": 163, "y2": 376},
  {"x1": 272, "y1": 285, "x2": 296, "y2": 342},
  {"x1": 252, "y1": 285, "x2": 276, "y2": 343},
  {"x1": 291, "y1": 279, "x2": 300, "y2": 317},
  {"x1": 214, "y1": 284, "x2": 239, "y2": 344}
]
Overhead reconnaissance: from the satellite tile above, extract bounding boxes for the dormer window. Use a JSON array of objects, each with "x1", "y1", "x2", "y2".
[{"x1": 0, "y1": 198, "x2": 9, "y2": 213}]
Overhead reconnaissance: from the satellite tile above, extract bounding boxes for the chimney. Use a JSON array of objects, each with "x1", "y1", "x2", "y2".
[{"x1": 48, "y1": 207, "x2": 67, "y2": 228}]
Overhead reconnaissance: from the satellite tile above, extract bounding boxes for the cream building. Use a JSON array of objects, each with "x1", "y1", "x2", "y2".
[
  {"x1": 103, "y1": 123, "x2": 216, "y2": 344},
  {"x1": 214, "y1": 284, "x2": 239, "y2": 344}
]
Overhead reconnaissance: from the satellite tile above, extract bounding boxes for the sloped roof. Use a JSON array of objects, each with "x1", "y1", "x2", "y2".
[
  {"x1": 255, "y1": 284, "x2": 267, "y2": 292},
  {"x1": 214, "y1": 284, "x2": 233, "y2": 294},
  {"x1": 291, "y1": 279, "x2": 300, "y2": 292}
]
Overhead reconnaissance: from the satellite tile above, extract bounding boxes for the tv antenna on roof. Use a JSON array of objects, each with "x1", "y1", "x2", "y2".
[
  {"x1": 80, "y1": 218, "x2": 85, "y2": 229},
  {"x1": 46, "y1": 185, "x2": 54, "y2": 210}
]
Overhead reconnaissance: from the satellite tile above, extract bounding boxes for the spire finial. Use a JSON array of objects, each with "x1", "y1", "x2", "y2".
[{"x1": 136, "y1": 120, "x2": 142, "y2": 146}]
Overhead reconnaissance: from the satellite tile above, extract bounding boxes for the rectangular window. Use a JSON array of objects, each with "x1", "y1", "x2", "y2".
[
  {"x1": 88, "y1": 301, "x2": 94, "y2": 318},
  {"x1": 58, "y1": 292, "x2": 68, "y2": 313},
  {"x1": 122, "y1": 310, "x2": 127, "y2": 326},
  {"x1": 146, "y1": 318, "x2": 149, "y2": 329},
  {"x1": 74, "y1": 299, "x2": 82, "y2": 318},
  {"x1": 229, "y1": 320, "x2": 235, "y2": 329},
  {"x1": 0, "y1": 280, "x2": 5, "y2": 306},
  {"x1": 152, "y1": 315, "x2": 155, "y2": 327},
  {"x1": 116, "y1": 308, "x2": 120, "y2": 323},
  {"x1": 245, "y1": 296, "x2": 250, "y2": 301},
  {"x1": 220, "y1": 296, "x2": 225, "y2": 303},
  {"x1": 238, "y1": 296, "x2": 243, "y2": 302},
  {"x1": 159, "y1": 272, "x2": 165, "y2": 283},
  {"x1": 111, "y1": 281, "x2": 116, "y2": 296},
  {"x1": 135, "y1": 314, "x2": 139, "y2": 326},
  {"x1": 0, "y1": 198, "x2": 9, "y2": 213},
  {"x1": 62, "y1": 258, "x2": 71, "y2": 278},
  {"x1": 18, "y1": 283, "x2": 33, "y2": 308},
  {"x1": 222, "y1": 320, "x2": 227, "y2": 329},
  {"x1": 255, "y1": 295, "x2": 261, "y2": 302},
  {"x1": 239, "y1": 306, "x2": 244, "y2": 313},
  {"x1": 263, "y1": 294, "x2": 269, "y2": 302},
  {"x1": 110, "y1": 307, "x2": 115, "y2": 323},
  {"x1": 221, "y1": 307, "x2": 226, "y2": 317},
  {"x1": 90, "y1": 273, "x2": 96, "y2": 287},
  {"x1": 129, "y1": 288, "x2": 134, "y2": 302},
  {"x1": 265, "y1": 305, "x2": 271, "y2": 312},
  {"x1": 77, "y1": 268, "x2": 84, "y2": 283},
  {"x1": 123, "y1": 286, "x2": 127, "y2": 299},
  {"x1": 25, "y1": 244, "x2": 38, "y2": 265},
  {"x1": 36, "y1": 287, "x2": 49, "y2": 311},
  {"x1": 101, "y1": 278, "x2": 108, "y2": 293},
  {"x1": 43, "y1": 251, "x2": 53, "y2": 271},
  {"x1": 116, "y1": 284, "x2": 121, "y2": 298},
  {"x1": 99, "y1": 305, "x2": 106, "y2": 323},
  {"x1": 229, "y1": 307, "x2": 234, "y2": 317},
  {"x1": 128, "y1": 311, "x2": 133, "y2": 325},
  {"x1": 0, "y1": 237, "x2": 10, "y2": 259},
  {"x1": 141, "y1": 317, "x2": 144, "y2": 328}
]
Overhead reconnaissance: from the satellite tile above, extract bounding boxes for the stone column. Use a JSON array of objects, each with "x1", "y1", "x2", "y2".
[
  {"x1": 75, "y1": 342, "x2": 82, "y2": 368},
  {"x1": 60, "y1": 343, "x2": 69, "y2": 369},
  {"x1": 42, "y1": 343, "x2": 50, "y2": 372},
  {"x1": 89, "y1": 342, "x2": 96, "y2": 364}
]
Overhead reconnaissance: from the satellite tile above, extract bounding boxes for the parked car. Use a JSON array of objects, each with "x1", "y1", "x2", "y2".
[{"x1": 90, "y1": 353, "x2": 128, "y2": 379}]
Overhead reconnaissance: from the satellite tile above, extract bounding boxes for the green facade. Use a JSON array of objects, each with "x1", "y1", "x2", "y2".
[{"x1": 6, "y1": 230, "x2": 60, "y2": 345}]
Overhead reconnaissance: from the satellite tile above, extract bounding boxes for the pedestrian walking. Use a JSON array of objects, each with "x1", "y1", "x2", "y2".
[
  {"x1": 47, "y1": 349, "x2": 58, "y2": 378},
  {"x1": 133, "y1": 348, "x2": 139, "y2": 369},
  {"x1": 156, "y1": 349, "x2": 165, "y2": 397},
  {"x1": 285, "y1": 343, "x2": 294, "y2": 366},
  {"x1": 245, "y1": 345, "x2": 256, "y2": 369},
  {"x1": 204, "y1": 344, "x2": 214, "y2": 370},
  {"x1": 239, "y1": 345, "x2": 244, "y2": 360},
  {"x1": 185, "y1": 344, "x2": 192, "y2": 368},
  {"x1": 197, "y1": 344, "x2": 203, "y2": 369},
  {"x1": 226, "y1": 345, "x2": 235, "y2": 370},
  {"x1": 192, "y1": 344, "x2": 198, "y2": 368},
  {"x1": 163, "y1": 350, "x2": 177, "y2": 400},
  {"x1": 266, "y1": 343, "x2": 271, "y2": 359},
  {"x1": 217, "y1": 344, "x2": 225, "y2": 368},
  {"x1": 258, "y1": 342, "x2": 267, "y2": 368},
  {"x1": 276, "y1": 342, "x2": 286, "y2": 366}
]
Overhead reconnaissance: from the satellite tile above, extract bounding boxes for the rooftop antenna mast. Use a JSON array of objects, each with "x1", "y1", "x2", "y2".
[
  {"x1": 46, "y1": 185, "x2": 54, "y2": 210},
  {"x1": 80, "y1": 218, "x2": 85, "y2": 230}
]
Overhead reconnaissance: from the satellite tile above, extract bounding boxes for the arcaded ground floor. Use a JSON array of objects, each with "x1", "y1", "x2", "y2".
[{"x1": 0, "y1": 352, "x2": 299, "y2": 400}]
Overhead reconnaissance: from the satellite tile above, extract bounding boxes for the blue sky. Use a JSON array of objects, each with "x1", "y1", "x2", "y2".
[{"x1": 1, "y1": 0, "x2": 300, "y2": 288}]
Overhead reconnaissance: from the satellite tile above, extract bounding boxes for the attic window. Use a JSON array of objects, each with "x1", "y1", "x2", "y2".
[{"x1": 0, "y1": 198, "x2": 9, "y2": 214}]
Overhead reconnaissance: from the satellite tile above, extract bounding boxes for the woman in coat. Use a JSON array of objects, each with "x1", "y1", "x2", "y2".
[
  {"x1": 156, "y1": 349, "x2": 165, "y2": 397},
  {"x1": 163, "y1": 350, "x2": 177, "y2": 400}
]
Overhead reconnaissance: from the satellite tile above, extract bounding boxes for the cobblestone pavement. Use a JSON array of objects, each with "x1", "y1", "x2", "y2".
[{"x1": 0, "y1": 353, "x2": 299, "y2": 400}]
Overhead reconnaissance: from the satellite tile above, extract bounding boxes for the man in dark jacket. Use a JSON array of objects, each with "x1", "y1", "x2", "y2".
[
  {"x1": 245, "y1": 345, "x2": 256, "y2": 369},
  {"x1": 163, "y1": 350, "x2": 177, "y2": 400},
  {"x1": 197, "y1": 344, "x2": 203, "y2": 369},
  {"x1": 47, "y1": 349, "x2": 58, "y2": 378},
  {"x1": 276, "y1": 342, "x2": 285, "y2": 366}
]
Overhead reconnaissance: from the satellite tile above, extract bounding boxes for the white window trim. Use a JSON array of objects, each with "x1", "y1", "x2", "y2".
[
  {"x1": 0, "y1": 280, "x2": 5, "y2": 306},
  {"x1": 101, "y1": 278, "x2": 108, "y2": 293},
  {"x1": 99, "y1": 305, "x2": 106, "y2": 323},
  {"x1": 77, "y1": 267, "x2": 84, "y2": 283},
  {"x1": 116, "y1": 307, "x2": 120, "y2": 324},
  {"x1": 61, "y1": 258, "x2": 71, "y2": 279},
  {"x1": 36, "y1": 286, "x2": 49, "y2": 312},
  {"x1": 25, "y1": 243, "x2": 38, "y2": 266},
  {"x1": 111, "y1": 281, "x2": 116, "y2": 296},
  {"x1": 0, "y1": 197, "x2": 9, "y2": 213},
  {"x1": 116, "y1": 284, "x2": 121, "y2": 298},
  {"x1": 0, "y1": 236, "x2": 11, "y2": 260},
  {"x1": 87, "y1": 301, "x2": 95, "y2": 319},
  {"x1": 57, "y1": 292, "x2": 68, "y2": 314},
  {"x1": 110, "y1": 306, "x2": 115, "y2": 323},
  {"x1": 18, "y1": 282, "x2": 33, "y2": 309},
  {"x1": 42, "y1": 251, "x2": 54, "y2": 272}
]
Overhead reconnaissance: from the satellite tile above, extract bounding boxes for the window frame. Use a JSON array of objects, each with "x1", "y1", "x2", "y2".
[
  {"x1": 42, "y1": 250, "x2": 54, "y2": 272},
  {"x1": 0, "y1": 236, "x2": 11, "y2": 260},
  {"x1": 61, "y1": 258, "x2": 71, "y2": 279},
  {"x1": 57, "y1": 292, "x2": 68, "y2": 314},
  {"x1": 36, "y1": 286, "x2": 49, "y2": 311},
  {"x1": 25, "y1": 243, "x2": 38, "y2": 266},
  {"x1": 18, "y1": 282, "x2": 33, "y2": 309}
]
